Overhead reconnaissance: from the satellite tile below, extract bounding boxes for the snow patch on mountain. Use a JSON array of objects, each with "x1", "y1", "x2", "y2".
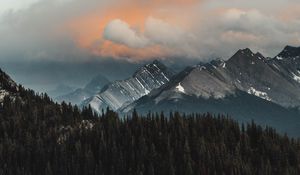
[
  {"x1": 247, "y1": 87, "x2": 271, "y2": 101},
  {"x1": 222, "y1": 63, "x2": 226, "y2": 68},
  {"x1": 176, "y1": 83, "x2": 185, "y2": 93},
  {"x1": 292, "y1": 72, "x2": 300, "y2": 83},
  {"x1": 161, "y1": 72, "x2": 169, "y2": 81}
]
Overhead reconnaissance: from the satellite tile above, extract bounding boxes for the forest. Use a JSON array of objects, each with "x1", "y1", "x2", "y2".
[{"x1": 0, "y1": 86, "x2": 300, "y2": 175}]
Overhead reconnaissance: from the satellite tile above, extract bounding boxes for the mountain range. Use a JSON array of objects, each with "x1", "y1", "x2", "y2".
[
  {"x1": 121, "y1": 46, "x2": 300, "y2": 109},
  {"x1": 1, "y1": 45, "x2": 300, "y2": 136},
  {"x1": 78, "y1": 46, "x2": 300, "y2": 115}
]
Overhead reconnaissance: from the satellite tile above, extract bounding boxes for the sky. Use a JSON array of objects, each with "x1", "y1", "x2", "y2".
[
  {"x1": 0, "y1": 0, "x2": 300, "y2": 93},
  {"x1": 0, "y1": 0, "x2": 38, "y2": 15}
]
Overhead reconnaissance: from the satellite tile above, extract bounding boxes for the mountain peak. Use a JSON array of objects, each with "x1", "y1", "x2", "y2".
[
  {"x1": 276, "y1": 45, "x2": 300, "y2": 59},
  {"x1": 134, "y1": 59, "x2": 172, "y2": 77},
  {"x1": 227, "y1": 48, "x2": 258, "y2": 64},
  {"x1": 149, "y1": 59, "x2": 168, "y2": 70},
  {"x1": 237, "y1": 48, "x2": 254, "y2": 55},
  {"x1": 284, "y1": 45, "x2": 299, "y2": 50}
]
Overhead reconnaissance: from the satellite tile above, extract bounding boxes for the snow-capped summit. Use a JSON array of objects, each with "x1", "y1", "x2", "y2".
[{"x1": 81, "y1": 60, "x2": 175, "y2": 113}]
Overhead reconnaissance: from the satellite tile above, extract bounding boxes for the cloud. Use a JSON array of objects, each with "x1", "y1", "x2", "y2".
[
  {"x1": 216, "y1": 8, "x2": 300, "y2": 56},
  {"x1": 0, "y1": 0, "x2": 300, "y2": 62},
  {"x1": 103, "y1": 17, "x2": 191, "y2": 46},
  {"x1": 143, "y1": 17, "x2": 199, "y2": 58},
  {"x1": 1, "y1": 0, "x2": 300, "y2": 92},
  {"x1": 101, "y1": 17, "x2": 198, "y2": 58},
  {"x1": 103, "y1": 19, "x2": 149, "y2": 48},
  {"x1": 0, "y1": 0, "x2": 112, "y2": 61},
  {"x1": 144, "y1": 17, "x2": 189, "y2": 45}
]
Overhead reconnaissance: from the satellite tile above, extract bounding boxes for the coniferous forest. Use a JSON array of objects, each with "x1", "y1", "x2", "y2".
[{"x1": 0, "y1": 86, "x2": 300, "y2": 175}]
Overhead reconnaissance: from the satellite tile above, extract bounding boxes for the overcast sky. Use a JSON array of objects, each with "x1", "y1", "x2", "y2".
[{"x1": 0, "y1": 0, "x2": 299, "y2": 93}]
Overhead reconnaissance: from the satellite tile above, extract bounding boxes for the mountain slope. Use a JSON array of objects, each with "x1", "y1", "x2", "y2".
[
  {"x1": 47, "y1": 84, "x2": 75, "y2": 98},
  {"x1": 0, "y1": 68, "x2": 18, "y2": 102},
  {"x1": 56, "y1": 88, "x2": 93, "y2": 105},
  {"x1": 56, "y1": 74, "x2": 110, "y2": 105},
  {"x1": 122, "y1": 90, "x2": 300, "y2": 135},
  {"x1": 271, "y1": 45, "x2": 300, "y2": 84},
  {"x1": 82, "y1": 60, "x2": 174, "y2": 113},
  {"x1": 84, "y1": 74, "x2": 110, "y2": 94},
  {"x1": 226, "y1": 48, "x2": 300, "y2": 107}
]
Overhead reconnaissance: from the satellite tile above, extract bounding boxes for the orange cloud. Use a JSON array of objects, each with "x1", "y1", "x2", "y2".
[
  {"x1": 91, "y1": 40, "x2": 169, "y2": 61},
  {"x1": 65, "y1": 0, "x2": 201, "y2": 59}
]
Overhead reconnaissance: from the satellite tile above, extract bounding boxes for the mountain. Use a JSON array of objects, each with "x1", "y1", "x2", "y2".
[
  {"x1": 56, "y1": 74, "x2": 110, "y2": 105},
  {"x1": 84, "y1": 74, "x2": 110, "y2": 94},
  {"x1": 47, "y1": 84, "x2": 76, "y2": 98},
  {"x1": 82, "y1": 60, "x2": 175, "y2": 113},
  {"x1": 0, "y1": 68, "x2": 19, "y2": 102},
  {"x1": 56, "y1": 88, "x2": 92, "y2": 105},
  {"x1": 271, "y1": 45, "x2": 300, "y2": 84},
  {"x1": 226, "y1": 48, "x2": 300, "y2": 107},
  {"x1": 120, "y1": 47, "x2": 300, "y2": 136}
]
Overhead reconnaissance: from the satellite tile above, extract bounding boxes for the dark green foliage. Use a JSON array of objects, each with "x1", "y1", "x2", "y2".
[{"x1": 0, "y1": 87, "x2": 300, "y2": 175}]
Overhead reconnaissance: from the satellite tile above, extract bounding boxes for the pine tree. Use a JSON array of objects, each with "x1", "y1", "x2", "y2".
[{"x1": 45, "y1": 162, "x2": 53, "y2": 175}]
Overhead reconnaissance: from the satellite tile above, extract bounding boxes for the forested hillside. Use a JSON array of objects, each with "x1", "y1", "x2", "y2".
[{"x1": 0, "y1": 86, "x2": 299, "y2": 175}]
